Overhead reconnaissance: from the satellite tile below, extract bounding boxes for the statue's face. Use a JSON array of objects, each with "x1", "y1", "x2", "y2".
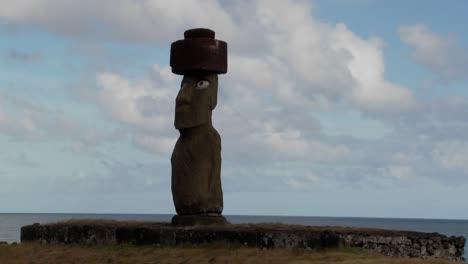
[{"x1": 175, "y1": 73, "x2": 218, "y2": 129}]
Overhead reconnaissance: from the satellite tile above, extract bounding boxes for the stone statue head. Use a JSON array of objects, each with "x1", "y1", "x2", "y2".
[
  {"x1": 174, "y1": 73, "x2": 218, "y2": 129},
  {"x1": 170, "y1": 28, "x2": 226, "y2": 130}
]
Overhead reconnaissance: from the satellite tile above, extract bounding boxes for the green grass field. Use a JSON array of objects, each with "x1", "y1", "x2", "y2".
[{"x1": 0, "y1": 242, "x2": 457, "y2": 264}]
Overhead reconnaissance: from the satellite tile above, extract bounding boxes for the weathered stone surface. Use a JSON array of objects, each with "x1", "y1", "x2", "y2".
[
  {"x1": 170, "y1": 28, "x2": 227, "y2": 75},
  {"x1": 171, "y1": 73, "x2": 223, "y2": 216},
  {"x1": 256, "y1": 230, "x2": 340, "y2": 249},
  {"x1": 341, "y1": 230, "x2": 466, "y2": 261},
  {"x1": 170, "y1": 28, "x2": 227, "y2": 219},
  {"x1": 20, "y1": 223, "x2": 43, "y2": 242},
  {"x1": 171, "y1": 214, "x2": 228, "y2": 226},
  {"x1": 21, "y1": 221, "x2": 466, "y2": 261},
  {"x1": 21, "y1": 222, "x2": 118, "y2": 244}
]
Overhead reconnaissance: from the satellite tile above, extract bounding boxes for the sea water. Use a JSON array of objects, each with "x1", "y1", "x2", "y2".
[{"x1": 1, "y1": 213, "x2": 467, "y2": 259}]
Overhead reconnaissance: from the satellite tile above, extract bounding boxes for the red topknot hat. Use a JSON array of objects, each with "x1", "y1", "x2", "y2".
[{"x1": 170, "y1": 28, "x2": 228, "y2": 75}]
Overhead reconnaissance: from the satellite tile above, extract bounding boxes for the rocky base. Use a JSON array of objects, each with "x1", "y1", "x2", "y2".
[
  {"x1": 20, "y1": 220, "x2": 466, "y2": 262},
  {"x1": 171, "y1": 214, "x2": 229, "y2": 226}
]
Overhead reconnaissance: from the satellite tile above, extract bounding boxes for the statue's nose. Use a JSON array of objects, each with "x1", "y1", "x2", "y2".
[{"x1": 176, "y1": 85, "x2": 192, "y2": 105}]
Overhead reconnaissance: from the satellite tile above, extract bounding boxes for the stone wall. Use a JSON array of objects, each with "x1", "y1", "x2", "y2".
[
  {"x1": 341, "y1": 229, "x2": 465, "y2": 261},
  {"x1": 21, "y1": 221, "x2": 466, "y2": 262}
]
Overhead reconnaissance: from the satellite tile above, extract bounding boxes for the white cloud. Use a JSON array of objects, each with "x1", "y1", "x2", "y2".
[
  {"x1": 96, "y1": 66, "x2": 179, "y2": 155},
  {"x1": 97, "y1": 66, "x2": 176, "y2": 130},
  {"x1": 0, "y1": 109, "x2": 39, "y2": 139},
  {"x1": 0, "y1": 91, "x2": 115, "y2": 146},
  {"x1": 246, "y1": 123, "x2": 351, "y2": 161},
  {"x1": 386, "y1": 165, "x2": 414, "y2": 181},
  {"x1": 399, "y1": 24, "x2": 468, "y2": 80},
  {"x1": 0, "y1": 93, "x2": 47, "y2": 140},
  {"x1": 431, "y1": 140, "x2": 468, "y2": 173},
  {"x1": 285, "y1": 174, "x2": 320, "y2": 191},
  {"x1": 1, "y1": 0, "x2": 416, "y2": 114},
  {"x1": 8, "y1": 0, "x2": 468, "y2": 194},
  {"x1": 73, "y1": 0, "x2": 421, "y2": 191},
  {"x1": 96, "y1": 64, "x2": 352, "y2": 164},
  {"x1": 2, "y1": 1, "x2": 468, "y2": 219},
  {"x1": 233, "y1": 0, "x2": 415, "y2": 113},
  {"x1": 133, "y1": 134, "x2": 176, "y2": 155},
  {"x1": 0, "y1": 0, "x2": 238, "y2": 43}
]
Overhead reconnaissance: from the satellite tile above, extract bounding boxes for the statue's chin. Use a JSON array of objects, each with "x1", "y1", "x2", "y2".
[
  {"x1": 175, "y1": 124, "x2": 191, "y2": 129},
  {"x1": 175, "y1": 114, "x2": 210, "y2": 129},
  {"x1": 175, "y1": 119, "x2": 209, "y2": 130},
  {"x1": 175, "y1": 119, "x2": 196, "y2": 129},
  {"x1": 174, "y1": 115, "x2": 190, "y2": 129}
]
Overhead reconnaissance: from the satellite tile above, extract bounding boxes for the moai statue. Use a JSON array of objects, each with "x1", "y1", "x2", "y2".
[{"x1": 169, "y1": 28, "x2": 228, "y2": 225}]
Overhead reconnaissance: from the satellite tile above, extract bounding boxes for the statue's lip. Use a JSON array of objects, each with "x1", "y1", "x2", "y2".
[{"x1": 176, "y1": 103, "x2": 191, "y2": 110}]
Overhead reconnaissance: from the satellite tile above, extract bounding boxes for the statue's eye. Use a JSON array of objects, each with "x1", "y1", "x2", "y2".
[{"x1": 196, "y1": 80, "x2": 210, "y2": 90}]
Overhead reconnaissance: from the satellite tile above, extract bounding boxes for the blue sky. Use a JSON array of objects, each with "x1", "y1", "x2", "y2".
[{"x1": 1, "y1": 0, "x2": 468, "y2": 219}]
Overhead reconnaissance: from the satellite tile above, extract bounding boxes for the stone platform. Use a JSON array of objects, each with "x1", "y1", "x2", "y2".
[
  {"x1": 21, "y1": 219, "x2": 466, "y2": 261},
  {"x1": 171, "y1": 214, "x2": 229, "y2": 226}
]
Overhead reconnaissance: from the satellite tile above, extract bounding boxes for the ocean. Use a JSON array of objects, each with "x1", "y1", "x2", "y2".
[{"x1": 1, "y1": 213, "x2": 467, "y2": 259}]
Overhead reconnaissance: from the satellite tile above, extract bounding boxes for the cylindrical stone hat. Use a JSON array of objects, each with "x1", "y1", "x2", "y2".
[{"x1": 170, "y1": 28, "x2": 228, "y2": 75}]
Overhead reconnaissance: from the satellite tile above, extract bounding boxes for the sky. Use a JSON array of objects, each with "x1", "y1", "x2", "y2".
[{"x1": 1, "y1": 0, "x2": 468, "y2": 219}]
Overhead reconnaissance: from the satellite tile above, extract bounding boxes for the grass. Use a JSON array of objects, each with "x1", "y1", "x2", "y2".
[{"x1": 0, "y1": 242, "x2": 457, "y2": 264}]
